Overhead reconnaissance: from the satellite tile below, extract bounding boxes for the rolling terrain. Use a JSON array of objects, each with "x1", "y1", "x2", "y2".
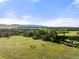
[
  {"x1": 0, "y1": 24, "x2": 16, "y2": 29},
  {"x1": 0, "y1": 36, "x2": 79, "y2": 59}
]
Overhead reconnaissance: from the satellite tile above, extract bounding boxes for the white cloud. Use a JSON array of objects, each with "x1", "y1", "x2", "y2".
[
  {"x1": 38, "y1": 18, "x2": 79, "y2": 27},
  {"x1": 22, "y1": 15, "x2": 39, "y2": 22},
  {"x1": 73, "y1": 0, "x2": 79, "y2": 4},
  {"x1": 73, "y1": 0, "x2": 79, "y2": 7},
  {"x1": 22, "y1": 15, "x2": 33, "y2": 19},
  {"x1": 21, "y1": 15, "x2": 79, "y2": 27},
  {"x1": 0, "y1": 0, "x2": 9, "y2": 6},
  {"x1": 0, "y1": 18, "x2": 31, "y2": 25},
  {"x1": 1, "y1": 10, "x2": 79, "y2": 27},
  {"x1": 28, "y1": 0, "x2": 40, "y2": 2},
  {"x1": 0, "y1": 0, "x2": 7, "y2": 3},
  {"x1": 0, "y1": 17, "x2": 79, "y2": 27},
  {"x1": 5, "y1": 10, "x2": 16, "y2": 19},
  {"x1": 32, "y1": 0, "x2": 40, "y2": 2},
  {"x1": 1, "y1": 11, "x2": 32, "y2": 25}
]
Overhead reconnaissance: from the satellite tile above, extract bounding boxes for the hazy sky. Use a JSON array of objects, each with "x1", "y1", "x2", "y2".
[{"x1": 0, "y1": 0, "x2": 79, "y2": 27}]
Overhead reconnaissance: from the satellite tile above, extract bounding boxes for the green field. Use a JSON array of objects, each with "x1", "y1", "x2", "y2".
[
  {"x1": 58, "y1": 31, "x2": 79, "y2": 36},
  {"x1": 0, "y1": 36, "x2": 79, "y2": 59}
]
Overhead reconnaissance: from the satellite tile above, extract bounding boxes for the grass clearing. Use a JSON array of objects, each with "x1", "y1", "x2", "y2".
[
  {"x1": 58, "y1": 31, "x2": 79, "y2": 36},
  {"x1": 0, "y1": 36, "x2": 79, "y2": 59}
]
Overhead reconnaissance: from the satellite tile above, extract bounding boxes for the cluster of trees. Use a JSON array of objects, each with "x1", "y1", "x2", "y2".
[
  {"x1": 0, "y1": 29, "x2": 11, "y2": 38},
  {"x1": 20, "y1": 29, "x2": 58, "y2": 42},
  {"x1": 0, "y1": 28, "x2": 57, "y2": 42},
  {"x1": 0, "y1": 28, "x2": 79, "y2": 48},
  {"x1": 48, "y1": 27, "x2": 79, "y2": 31}
]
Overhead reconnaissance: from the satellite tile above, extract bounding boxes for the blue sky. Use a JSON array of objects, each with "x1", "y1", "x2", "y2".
[{"x1": 0, "y1": 0, "x2": 79, "y2": 27}]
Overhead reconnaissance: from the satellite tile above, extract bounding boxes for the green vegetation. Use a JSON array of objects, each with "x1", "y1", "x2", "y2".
[
  {"x1": 58, "y1": 31, "x2": 79, "y2": 36},
  {"x1": 0, "y1": 36, "x2": 79, "y2": 59},
  {"x1": 0, "y1": 28, "x2": 79, "y2": 48},
  {"x1": 0, "y1": 27, "x2": 79, "y2": 59}
]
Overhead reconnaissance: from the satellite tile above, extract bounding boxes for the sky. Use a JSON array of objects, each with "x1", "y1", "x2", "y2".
[{"x1": 0, "y1": 0, "x2": 79, "y2": 27}]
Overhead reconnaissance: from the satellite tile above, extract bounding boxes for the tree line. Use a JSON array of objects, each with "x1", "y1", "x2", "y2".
[{"x1": 0, "y1": 28, "x2": 79, "y2": 48}]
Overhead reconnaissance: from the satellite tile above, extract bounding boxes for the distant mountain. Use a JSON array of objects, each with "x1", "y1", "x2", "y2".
[
  {"x1": 0, "y1": 24, "x2": 9, "y2": 26},
  {"x1": 0, "y1": 24, "x2": 16, "y2": 29},
  {"x1": 0, "y1": 24, "x2": 46, "y2": 28},
  {"x1": 0, "y1": 24, "x2": 79, "y2": 29},
  {"x1": 11, "y1": 24, "x2": 45, "y2": 28}
]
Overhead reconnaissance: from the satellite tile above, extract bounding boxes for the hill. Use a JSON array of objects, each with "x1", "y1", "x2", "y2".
[
  {"x1": 0, "y1": 36, "x2": 79, "y2": 59},
  {"x1": 11, "y1": 24, "x2": 45, "y2": 28},
  {"x1": 0, "y1": 24, "x2": 16, "y2": 29}
]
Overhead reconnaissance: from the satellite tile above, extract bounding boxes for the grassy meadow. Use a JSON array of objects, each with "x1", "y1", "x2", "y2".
[
  {"x1": 58, "y1": 31, "x2": 79, "y2": 36},
  {"x1": 0, "y1": 36, "x2": 79, "y2": 59}
]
